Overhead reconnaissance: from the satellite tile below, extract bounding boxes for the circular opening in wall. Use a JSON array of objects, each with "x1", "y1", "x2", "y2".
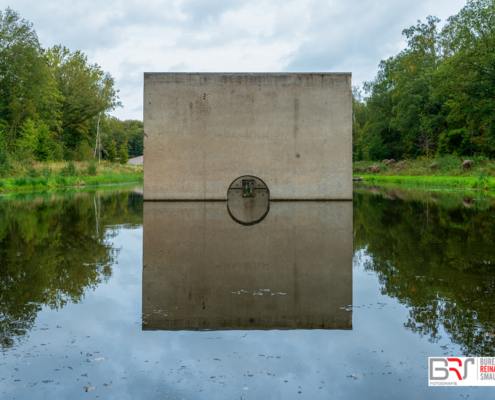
[{"x1": 227, "y1": 175, "x2": 270, "y2": 226}]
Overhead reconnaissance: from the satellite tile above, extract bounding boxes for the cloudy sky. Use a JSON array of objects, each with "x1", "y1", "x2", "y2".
[{"x1": 7, "y1": 0, "x2": 468, "y2": 121}]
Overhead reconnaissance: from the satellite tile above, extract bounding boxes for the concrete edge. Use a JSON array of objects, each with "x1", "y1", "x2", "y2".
[
  {"x1": 143, "y1": 199, "x2": 353, "y2": 202},
  {"x1": 144, "y1": 72, "x2": 352, "y2": 76}
]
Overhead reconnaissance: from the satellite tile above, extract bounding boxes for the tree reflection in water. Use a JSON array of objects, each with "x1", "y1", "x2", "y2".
[
  {"x1": 2, "y1": 183, "x2": 495, "y2": 359},
  {"x1": 0, "y1": 186, "x2": 143, "y2": 349},
  {"x1": 354, "y1": 184, "x2": 495, "y2": 356}
]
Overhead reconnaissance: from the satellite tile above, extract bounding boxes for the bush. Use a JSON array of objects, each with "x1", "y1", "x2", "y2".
[
  {"x1": 49, "y1": 141, "x2": 64, "y2": 161},
  {"x1": 63, "y1": 148, "x2": 76, "y2": 161},
  {"x1": 107, "y1": 140, "x2": 117, "y2": 163},
  {"x1": 86, "y1": 161, "x2": 98, "y2": 176},
  {"x1": 75, "y1": 141, "x2": 93, "y2": 161},
  {"x1": 119, "y1": 141, "x2": 129, "y2": 164},
  {"x1": 26, "y1": 165, "x2": 40, "y2": 178},
  {"x1": 43, "y1": 166, "x2": 52, "y2": 179},
  {"x1": 436, "y1": 154, "x2": 459, "y2": 171},
  {"x1": 61, "y1": 161, "x2": 77, "y2": 177},
  {"x1": 0, "y1": 133, "x2": 12, "y2": 177},
  {"x1": 33, "y1": 124, "x2": 52, "y2": 161}
]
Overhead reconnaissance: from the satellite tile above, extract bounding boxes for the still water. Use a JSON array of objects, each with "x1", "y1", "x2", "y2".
[{"x1": 1, "y1": 183, "x2": 494, "y2": 399}]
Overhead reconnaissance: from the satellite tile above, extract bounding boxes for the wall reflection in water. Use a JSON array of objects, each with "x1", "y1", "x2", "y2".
[{"x1": 142, "y1": 201, "x2": 352, "y2": 330}]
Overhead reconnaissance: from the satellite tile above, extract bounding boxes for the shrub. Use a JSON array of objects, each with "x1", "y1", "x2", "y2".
[
  {"x1": 33, "y1": 124, "x2": 52, "y2": 161},
  {"x1": 0, "y1": 133, "x2": 12, "y2": 177},
  {"x1": 61, "y1": 161, "x2": 77, "y2": 177},
  {"x1": 75, "y1": 141, "x2": 93, "y2": 161},
  {"x1": 106, "y1": 140, "x2": 117, "y2": 163},
  {"x1": 43, "y1": 166, "x2": 52, "y2": 179},
  {"x1": 436, "y1": 155, "x2": 459, "y2": 171},
  {"x1": 49, "y1": 141, "x2": 64, "y2": 161},
  {"x1": 26, "y1": 165, "x2": 40, "y2": 178},
  {"x1": 119, "y1": 141, "x2": 129, "y2": 164},
  {"x1": 477, "y1": 168, "x2": 488, "y2": 188},
  {"x1": 87, "y1": 161, "x2": 98, "y2": 176}
]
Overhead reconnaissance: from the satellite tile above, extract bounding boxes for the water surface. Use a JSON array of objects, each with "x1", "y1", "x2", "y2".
[{"x1": 1, "y1": 183, "x2": 495, "y2": 399}]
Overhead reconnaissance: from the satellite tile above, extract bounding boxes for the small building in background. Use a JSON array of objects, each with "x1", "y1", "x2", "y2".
[{"x1": 128, "y1": 155, "x2": 143, "y2": 166}]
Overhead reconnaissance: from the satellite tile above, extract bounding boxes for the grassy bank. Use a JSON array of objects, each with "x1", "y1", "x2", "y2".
[
  {"x1": 353, "y1": 155, "x2": 494, "y2": 189},
  {"x1": 354, "y1": 174, "x2": 492, "y2": 189},
  {"x1": 353, "y1": 155, "x2": 493, "y2": 176},
  {"x1": 0, "y1": 161, "x2": 142, "y2": 193}
]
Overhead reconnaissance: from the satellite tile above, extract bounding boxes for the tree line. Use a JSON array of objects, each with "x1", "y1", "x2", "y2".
[
  {"x1": 353, "y1": 0, "x2": 495, "y2": 161},
  {"x1": 0, "y1": 8, "x2": 143, "y2": 174}
]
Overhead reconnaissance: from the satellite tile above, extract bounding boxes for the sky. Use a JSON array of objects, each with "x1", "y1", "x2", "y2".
[{"x1": 5, "y1": 0, "x2": 468, "y2": 121}]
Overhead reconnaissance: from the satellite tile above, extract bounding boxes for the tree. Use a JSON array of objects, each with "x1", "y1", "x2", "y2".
[
  {"x1": 46, "y1": 45, "x2": 121, "y2": 151},
  {"x1": 0, "y1": 125, "x2": 12, "y2": 176},
  {"x1": 434, "y1": 0, "x2": 495, "y2": 155},
  {"x1": 15, "y1": 119, "x2": 38, "y2": 160},
  {"x1": 33, "y1": 124, "x2": 52, "y2": 161},
  {"x1": 102, "y1": 117, "x2": 143, "y2": 158},
  {"x1": 106, "y1": 140, "x2": 117, "y2": 163},
  {"x1": 0, "y1": 8, "x2": 62, "y2": 147},
  {"x1": 119, "y1": 140, "x2": 129, "y2": 164},
  {"x1": 359, "y1": 1, "x2": 495, "y2": 160}
]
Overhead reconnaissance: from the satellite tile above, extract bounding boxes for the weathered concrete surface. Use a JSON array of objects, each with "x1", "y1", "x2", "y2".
[
  {"x1": 142, "y1": 201, "x2": 352, "y2": 330},
  {"x1": 143, "y1": 73, "x2": 352, "y2": 200}
]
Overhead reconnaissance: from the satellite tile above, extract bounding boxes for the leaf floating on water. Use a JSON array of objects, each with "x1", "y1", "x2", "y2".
[
  {"x1": 103, "y1": 381, "x2": 112, "y2": 386},
  {"x1": 85, "y1": 386, "x2": 96, "y2": 392}
]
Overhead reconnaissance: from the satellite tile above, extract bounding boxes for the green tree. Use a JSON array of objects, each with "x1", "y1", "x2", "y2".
[
  {"x1": 119, "y1": 140, "x2": 129, "y2": 164},
  {"x1": 360, "y1": 0, "x2": 495, "y2": 160},
  {"x1": 15, "y1": 119, "x2": 38, "y2": 160},
  {"x1": 361, "y1": 59, "x2": 404, "y2": 160},
  {"x1": 33, "y1": 123, "x2": 52, "y2": 161},
  {"x1": 107, "y1": 140, "x2": 117, "y2": 162},
  {"x1": 46, "y1": 45, "x2": 121, "y2": 152},
  {"x1": 0, "y1": 8, "x2": 62, "y2": 148},
  {"x1": 102, "y1": 117, "x2": 143, "y2": 158},
  {"x1": 435, "y1": 0, "x2": 495, "y2": 156},
  {"x1": 0, "y1": 124, "x2": 12, "y2": 176},
  {"x1": 352, "y1": 86, "x2": 369, "y2": 160}
]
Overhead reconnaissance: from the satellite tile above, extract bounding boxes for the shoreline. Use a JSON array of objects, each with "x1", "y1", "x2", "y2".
[
  {"x1": 353, "y1": 174, "x2": 492, "y2": 190},
  {"x1": 0, "y1": 174, "x2": 143, "y2": 193}
]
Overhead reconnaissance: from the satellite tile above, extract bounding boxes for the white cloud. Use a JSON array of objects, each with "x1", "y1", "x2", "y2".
[{"x1": 8, "y1": 0, "x2": 468, "y2": 120}]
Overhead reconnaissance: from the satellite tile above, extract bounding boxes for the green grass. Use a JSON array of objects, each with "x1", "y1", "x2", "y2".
[
  {"x1": 0, "y1": 174, "x2": 143, "y2": 193},
  {"x1": 354, "y1": 174, "x2": 494, "y2": 189}
]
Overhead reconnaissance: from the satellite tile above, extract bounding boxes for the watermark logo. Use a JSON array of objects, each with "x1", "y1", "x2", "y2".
[{"x1": 429, "y1": 357, "x2": 495, "y2": 386}]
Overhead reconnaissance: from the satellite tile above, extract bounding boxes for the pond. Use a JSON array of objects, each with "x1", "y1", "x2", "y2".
[{"x1": 1, "y1": 183, "x2": 495, "y2": 399}]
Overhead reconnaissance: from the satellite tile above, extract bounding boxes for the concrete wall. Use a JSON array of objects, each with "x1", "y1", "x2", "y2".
[
  {"x1": 142, "y1": 201, "x2": 353, "y2": 330},
  {"x1": 143, "y1": 73, "x2": 352, "y2": 200}
]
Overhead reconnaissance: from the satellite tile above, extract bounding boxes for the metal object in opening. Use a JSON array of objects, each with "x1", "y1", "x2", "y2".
[
  {"x1": 242, "y1": 180, "x2": 255, "y2": 197},
  {"x1": 227, "y1": 176, "x2": 269, "y2": 225}
]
